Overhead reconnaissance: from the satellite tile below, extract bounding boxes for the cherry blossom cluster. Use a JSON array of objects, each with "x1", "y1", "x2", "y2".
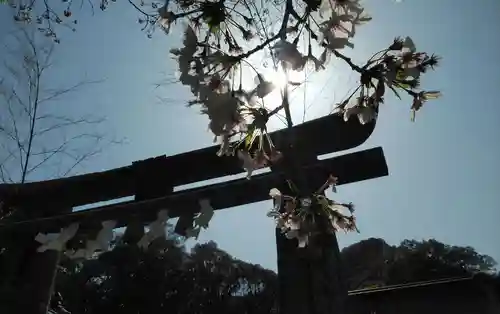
[
  {"x1": 335, "y1": 36, "x2": 441, "y2": 124},
  {"x1": 169, "y1": 25, "x2": 286, "y2": 166},
  {"x1": 267, "y1": 175, "x2": 357, "y2": 248},
  {"x1": 165, "y1": 0, "x2": 374, "y2": 171},
  {"x1": 5, "y1": 0, "x2": 442, "y2": 161},
  {"x1": 163, "y1": 0, "x2": 440, "y2": 245},
  {"x1": 166, "y1": 0, "x2": 440, "y2": 172}
]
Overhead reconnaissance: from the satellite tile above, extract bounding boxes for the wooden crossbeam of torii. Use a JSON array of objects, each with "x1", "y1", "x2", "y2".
[
  {"x1": 0, "y1": 113, "x2": 387, "y2": 232},
  {"x1": 0, "y1": 147, "x2": 386, "y2": 232},
  {"x1": 0, "y1": 113, "x2": 388, "y2": 314},
  {"x1": 0, "y1": 112, "x2": 382, "y2": 210}
]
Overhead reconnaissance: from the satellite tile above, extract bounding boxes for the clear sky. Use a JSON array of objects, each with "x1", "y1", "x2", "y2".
[{"x1": 0, "y1": 0, "x2": 499, "y2": 271}]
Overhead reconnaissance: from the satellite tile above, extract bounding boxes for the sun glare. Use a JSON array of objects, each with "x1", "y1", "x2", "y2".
[
  {"x1": 263, "y1": 68, "x2": 303, "y2": 90},
  {"x1": 258, "y1": 67, "x2": 309, "y2": 130},
  {"x1": 266, "y1": 69, "x2": 288, "y2": 89}
]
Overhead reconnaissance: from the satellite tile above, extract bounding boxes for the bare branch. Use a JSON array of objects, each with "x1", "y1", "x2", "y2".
[
  {"x1": 0, "y1": 165, "x2": 14, "y2": 184},
  {"x1": 58, "y1": 145, "x2": 103, "y2": 178},
  {"x1": 9, "y1": 88, "x2": 32, "y2": 117},
  {"x1": 6, "y1": 96, "x2": 26, "y2": 171},
  {"x1": 38, "y1": 79, "x2": 104, "y2": 104},
  {"x1": 25, "y1": 133, "x2": 100, "y2": 176},
  {"x1": 0, "y1": 25, "x2": 114, "y2": 184},
  {"x1": 33, "y1": 116, "x2": 106, "y2": 138}
]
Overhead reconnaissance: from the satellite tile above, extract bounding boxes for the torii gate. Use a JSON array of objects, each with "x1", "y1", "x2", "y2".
[{"x1": 0, "y1": 112, "x2": 387, "y2": 314}]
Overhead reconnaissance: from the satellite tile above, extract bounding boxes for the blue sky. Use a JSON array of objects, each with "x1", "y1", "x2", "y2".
[{"x1": 1, "y1": 0, "x2": 499, "y2": 271}]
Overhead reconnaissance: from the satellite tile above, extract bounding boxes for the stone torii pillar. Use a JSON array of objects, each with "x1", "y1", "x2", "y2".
[{"x1": 270, "y1": 115, "x2": 384, "y2": 314}]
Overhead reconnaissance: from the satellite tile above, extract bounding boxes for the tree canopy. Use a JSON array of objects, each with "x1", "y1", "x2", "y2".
[
  {"x1": 341, "y1": 238, "x2": 497, "y2": 290},
  {"x1": 53, "y1": 238, "x2": 278, "y2": 314},
  {"x1": 50, "y1": 237, "x2": 497, "y2": 314}
]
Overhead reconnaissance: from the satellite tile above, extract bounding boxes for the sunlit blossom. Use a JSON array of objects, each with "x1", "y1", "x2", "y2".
[
  {"x1": 157, "y1": 5, "x2": 175, "y2": 34},
  {"x1": 254, "y1": 74, "x2": 276, "y2": 98},
  {"x1": 269, "y1": 188, "x2": 282, "y2": 211},
  {"x1": 266, "y1": 175, "x2": 358, "y2": 248},
  {"x1": 343, "y1": 104, "x2": 378, "y2": 125},
  {"x1": 411, "y1": 91, "x2": 441, "y2": 121},
  {"x1": 272, "y1": 40, "x2": 306, "y2": 71}
]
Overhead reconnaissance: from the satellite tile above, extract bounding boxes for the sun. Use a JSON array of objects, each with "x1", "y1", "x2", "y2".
[{"x1": 257, "y1": 67, "x2": 308, "y2": 129}]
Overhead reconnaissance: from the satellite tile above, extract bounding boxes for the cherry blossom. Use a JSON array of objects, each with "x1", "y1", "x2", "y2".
[
  {"x1": 410, "y1": 91, "x2": 441, "y2": 121},
  {"x1": 272, "y1": 40, "x2": 306, "y2": 71},
  {"x1": 269, "y1": 188, "x2": 282, "y2": 211},
  {"x1": 254, "y1": 74, "x2": 276, "y2": 99},
  {"x1": 343, "y1": 105, "x2": 378, "y2": 125},
  {"x1": 284, "y1": 219, "x2": 309, "y2": 248},
  {"x1": 266, "y1": 174, "x2": 359, "y2": 248}
]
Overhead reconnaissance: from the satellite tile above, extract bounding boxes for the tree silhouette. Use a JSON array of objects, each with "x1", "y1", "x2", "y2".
[
  {"x1": 341, "y1": 238, "x2": 497, "y2": 290},
  {"x1": 0, "y1": 26, "x2": 111, "y2": 192},
  {"x1": 386, "y1": 239, "x2": 497, "y2": 285},
  {"x1": 0, "y1": 26, "x2": 120, "y2": 314},
  {"x1": 54, "y1": 238, "x2": 278, "y2": 314},
  {"x1": 51, "y1": 237, "x2": 496, "y2": 313}
]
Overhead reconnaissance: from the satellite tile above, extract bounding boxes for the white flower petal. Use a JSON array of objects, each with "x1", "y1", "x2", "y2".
[
  {"x1": 266, "y1": 210, "x2": 280, "y2": 218},
  {"x1": 287, "y1": 219, "x2": 301, "y2": 230},
  {"x1": 357, "y1": 107, "x2": 377, "y2": 124},
  {"x1": 300, "y1": 198, "x2": 312, "y2": 208},
  {"x1": 269, "y1": 188, "x2": 283, "y2": 211},
  {"x1": 423, "y1": 91, "x2": 441, "y2": 100},
  {"x1": 343, "y1": 106, "x2": 360, "y2": 121},
  {"x1": 297, "y1": 235, "x2": 309, "y2": 248},
  {"x1": 269, "y1": 188, "x2": 281, "y2": 197}
]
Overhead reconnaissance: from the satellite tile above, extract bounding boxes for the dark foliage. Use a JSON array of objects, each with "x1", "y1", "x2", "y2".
[
  {"x1": 54, "y1": 238, "x2": 278, "y2": 314},
  {"x1": 341, "y1": 238, "x2": 496, "y2": 290},
  {"x1": 50, "y1": 237, "x2": 496, "y2": 314}
]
